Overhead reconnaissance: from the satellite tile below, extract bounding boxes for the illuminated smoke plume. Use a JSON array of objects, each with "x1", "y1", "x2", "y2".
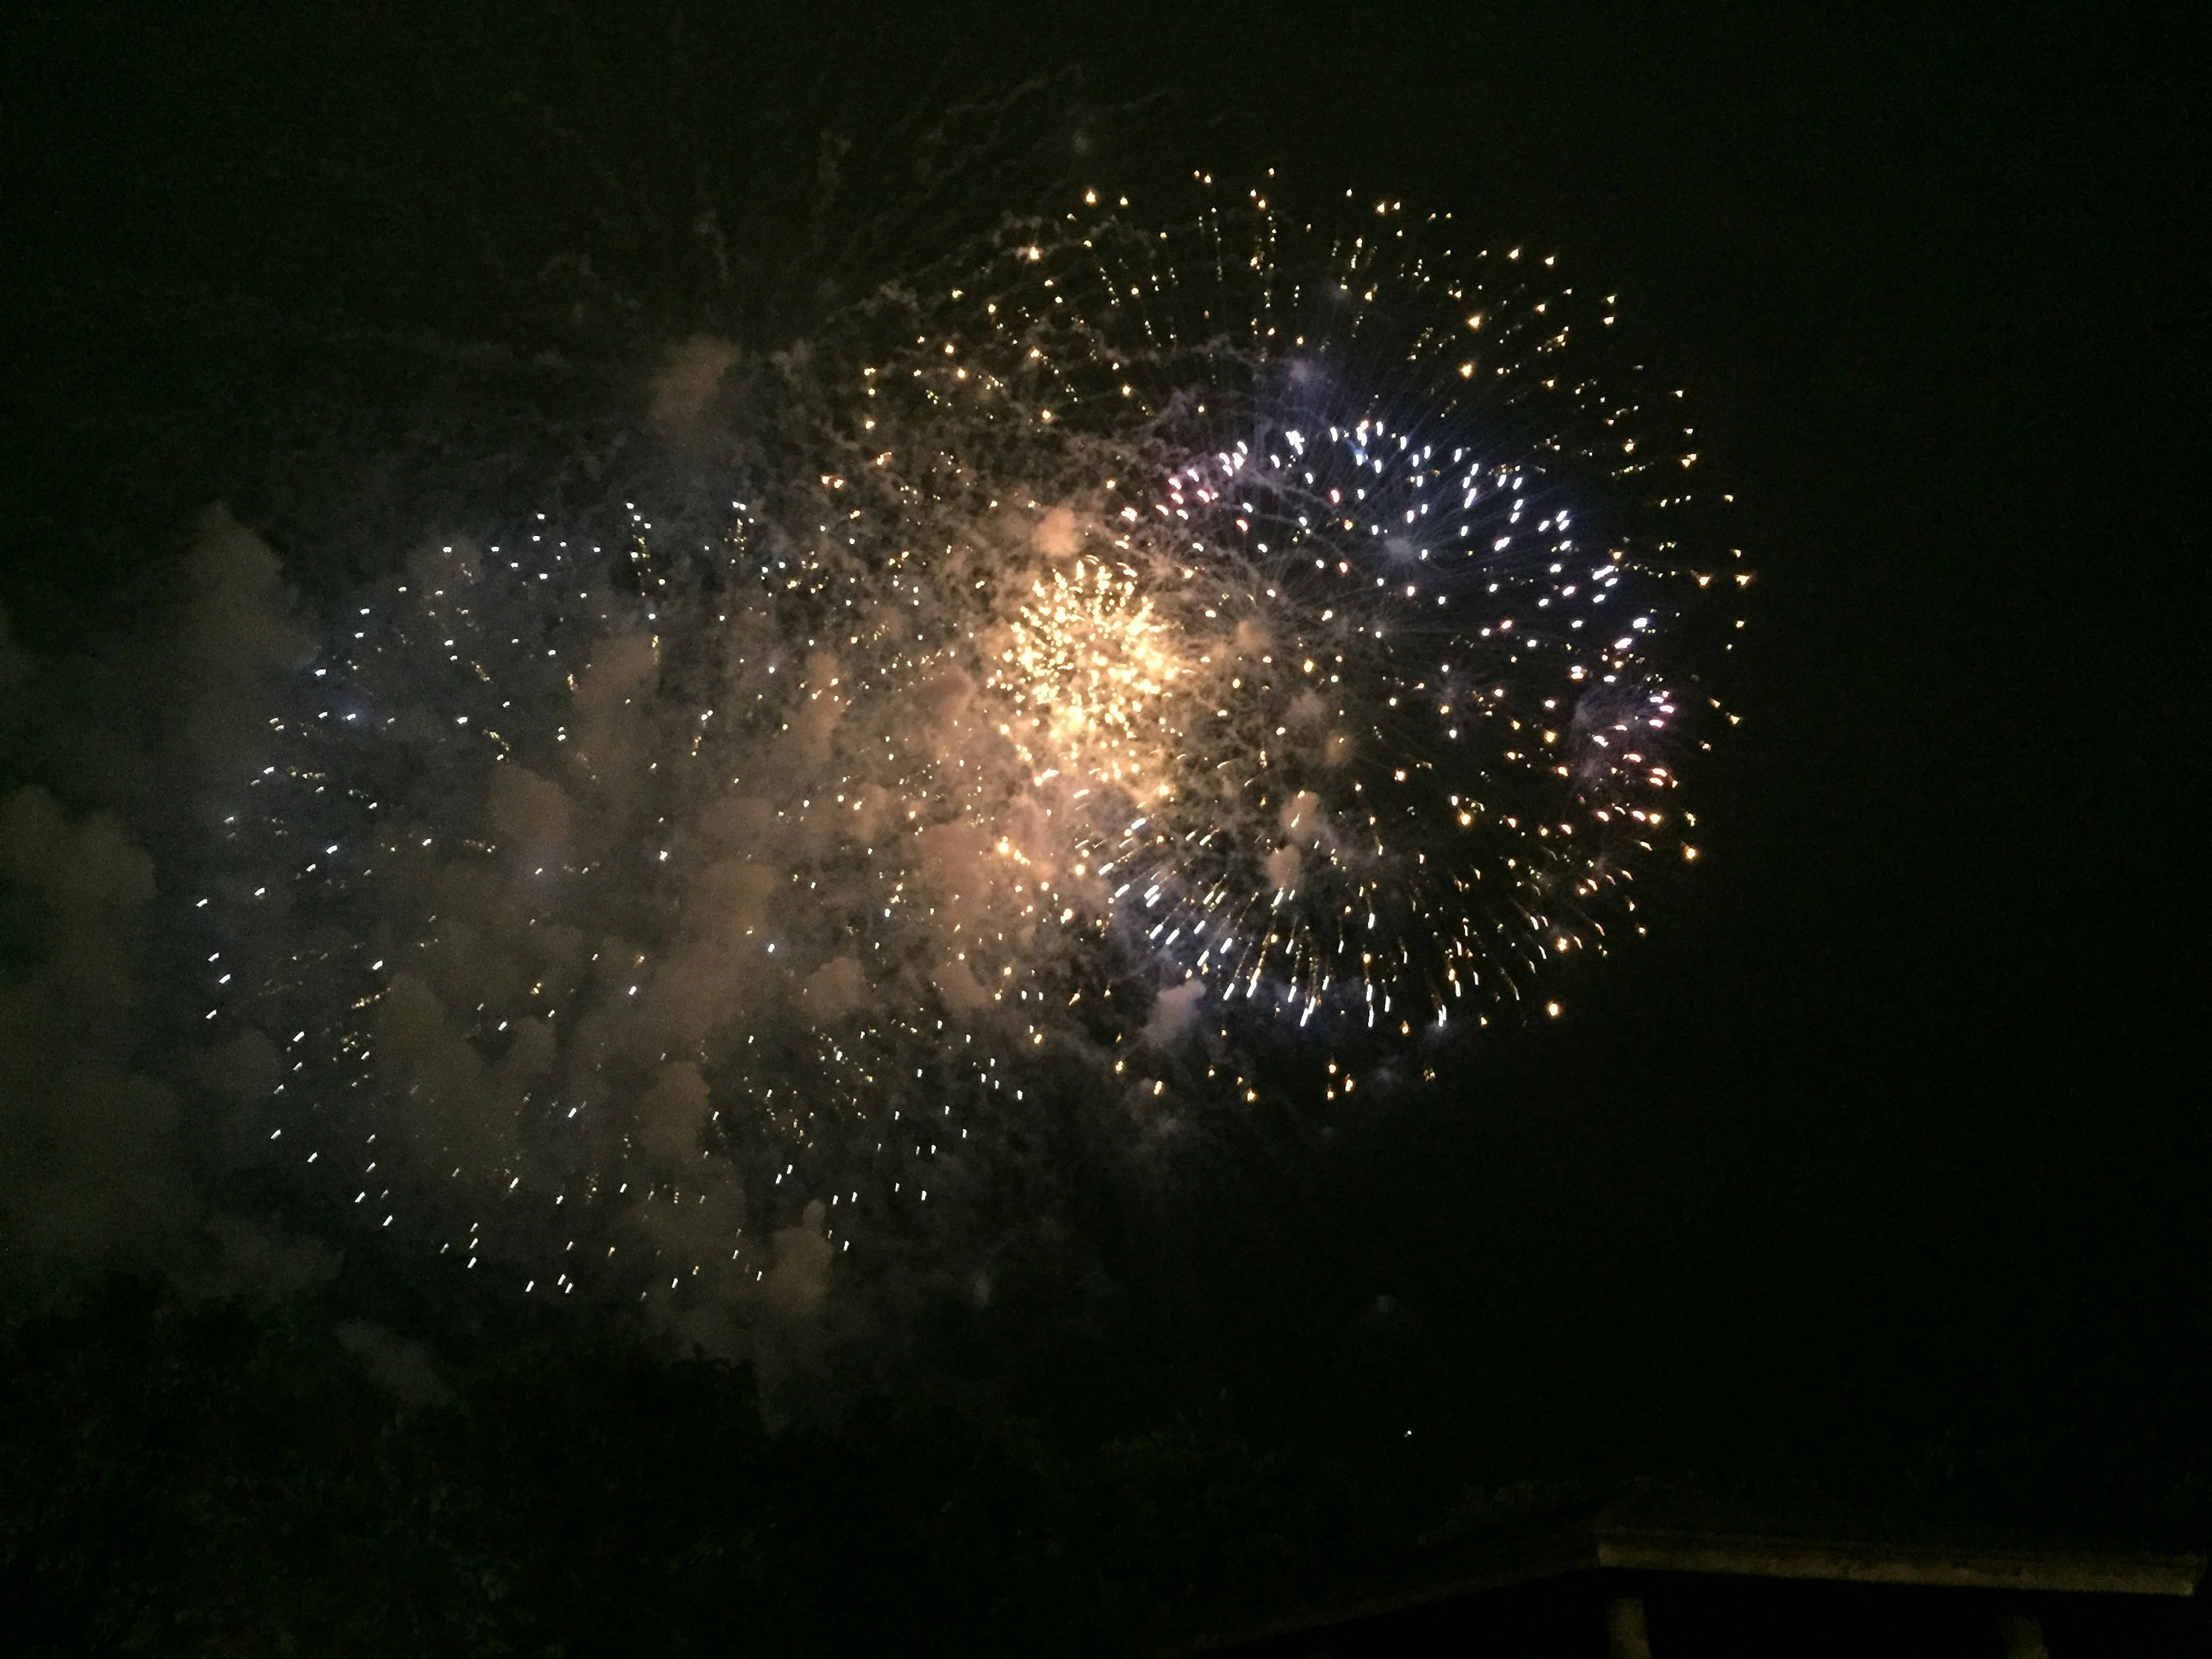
[{"x1": 200, "y1": 179, "x2": 1741, "y2": 1332}]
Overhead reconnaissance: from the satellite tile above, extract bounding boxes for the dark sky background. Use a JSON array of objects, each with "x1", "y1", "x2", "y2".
[{"x1": 4, "y1": 0, "x2": 2208, "y2": 1612}]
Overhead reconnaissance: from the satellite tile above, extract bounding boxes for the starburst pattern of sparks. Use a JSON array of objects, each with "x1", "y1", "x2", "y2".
[
  {"x1": 827, "y1": 178, "x2": 1744, "y2": 1040},
  {"x1": 198, "y1": 177, "x2": 1743, "y2": 1316}
]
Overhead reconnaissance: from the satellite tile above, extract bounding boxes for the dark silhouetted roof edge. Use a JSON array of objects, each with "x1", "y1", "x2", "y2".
[{"x1": 1169, "y1": 1496, "x2": 2205, "y2": 1655}]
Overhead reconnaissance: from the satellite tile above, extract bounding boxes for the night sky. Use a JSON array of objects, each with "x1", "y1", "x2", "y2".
[{"x1": 3, "y1": 5, "x2": 2206, "y2": 1650}]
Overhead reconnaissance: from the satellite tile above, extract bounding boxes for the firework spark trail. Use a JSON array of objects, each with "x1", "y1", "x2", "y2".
[{"x1": 201, "y1": 179, "x2": 1741, "y2": 1324}]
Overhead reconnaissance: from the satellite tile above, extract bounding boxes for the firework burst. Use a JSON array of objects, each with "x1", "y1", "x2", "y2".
[
  {"x1": 201, "y1": 177, "x2": 1740, "y2": 1316},
  {"x1": 827, "y1": 178, "x2": 1742, "y2": 1046}
]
